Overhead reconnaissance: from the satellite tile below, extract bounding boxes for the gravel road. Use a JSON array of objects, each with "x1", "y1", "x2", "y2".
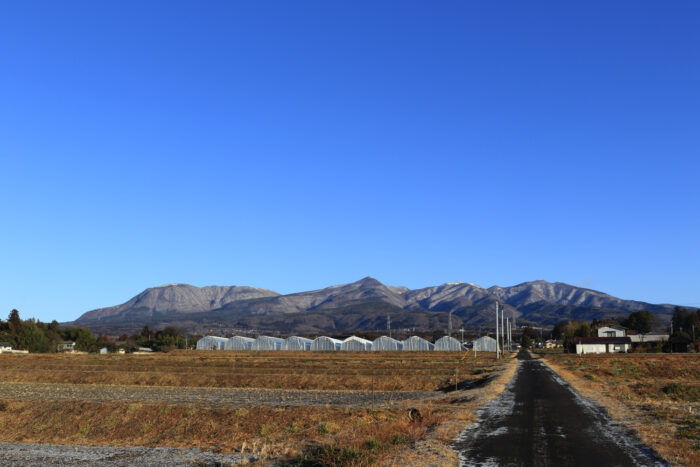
[
  {"x1": 0, "y1": 381, "x2": 435, "y2": 408},
  {"x1": 454, "y1": 351, "x2": 664, "y2": 466},
  {"x1": 0, "y1": 442, "x2": 257, "y2": 466}
]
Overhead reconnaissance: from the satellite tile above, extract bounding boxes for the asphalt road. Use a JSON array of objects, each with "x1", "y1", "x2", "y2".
[{"x1": 454, "y1": 351, "x2": 662, "y2": 466}]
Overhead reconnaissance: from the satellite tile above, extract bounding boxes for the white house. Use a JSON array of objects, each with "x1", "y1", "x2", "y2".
[
  {"x1": 574, "y1": 337, "x2": 631, "y2": 354},
  {"x1": 0, "y1": 342, "x2": 12, "y2": 353},
  {"x1": 57, "y1": 342, "x2": 76, "y2": 352}
]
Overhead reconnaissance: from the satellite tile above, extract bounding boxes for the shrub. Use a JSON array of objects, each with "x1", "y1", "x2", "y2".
[
  {"x1": 662, "y1": 382, "x2": 700, "y2": 402},
  {"x1": 294, "y1": 445, "x2": 371, "y2": 466},
  {"x1": 391, "y1": 434, "x2": 410, "y2": 445}
]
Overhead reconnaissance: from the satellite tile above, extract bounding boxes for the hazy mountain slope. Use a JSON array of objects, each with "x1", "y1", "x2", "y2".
[{"x1": 76, "y1": 284, "x2": 280, "y2": 322}]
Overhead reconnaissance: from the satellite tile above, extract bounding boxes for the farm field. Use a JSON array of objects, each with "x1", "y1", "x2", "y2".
[
  {"x1": 0, "y1": 350, "x2": 502, "y2": 391},
  {"x1": 540, "y1": 353, "x2": 700, "y2": 466},
  {"x1": 0, "y1": 350, "x2": 516, "y2": 465}
]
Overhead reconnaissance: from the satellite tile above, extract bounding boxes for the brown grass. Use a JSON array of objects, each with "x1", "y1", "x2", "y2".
[
  {"x1": 539, "y1": 353, "x2": 700, "y2": 467},
  {"x1": 0, "y1": 399, "x2": 445, "y2": 463},
  {"x1": 0, "y1": 351, "x2": 504, "y2": 392}
]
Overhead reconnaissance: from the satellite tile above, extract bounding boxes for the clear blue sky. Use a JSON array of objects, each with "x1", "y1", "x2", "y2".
[{"x1": 1, "y1": 1, "x2": 698, "y2": 322}]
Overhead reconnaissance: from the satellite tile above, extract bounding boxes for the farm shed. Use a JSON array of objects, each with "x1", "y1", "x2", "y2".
[
  {"x1": 372, "y1": 336, "x2": 403, "y2": 351},
  {"x1": 310, "y1": 336, "x2": 342, "y2": 351},
  {"x1": 340, "y1": 336, "x2": 373, "y2": 351},
  {"x1": 196, "y1": 336, "x2": 228, "y2": 350},
  {"x1": 224, "y1": 336, "x2": 254, "y2": 350},
  {"x1": 628, "y1": 332, "x2": 669, "y2": 343},
  {"x1": 282, "y1": 336, "x2": 312, "y2": 351},
  {"x1": 402, "y1": 336, "x2": 435, "y2": 351},
  {"x1": 472, "y1": 336, "x2": 497, "y2": 352},
  {"x1": 435, "y1": 336, "x2": 465, "y2": 351},
  {"x1": 252, "y1": 336, "x2": 284, "y2": 351}
]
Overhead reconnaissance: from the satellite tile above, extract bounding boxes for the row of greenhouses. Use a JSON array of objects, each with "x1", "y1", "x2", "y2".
[{"x1": 196, "y1": 335, "x2": 467, "y2": 351}]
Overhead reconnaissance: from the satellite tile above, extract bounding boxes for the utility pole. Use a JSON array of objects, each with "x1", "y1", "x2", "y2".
[
  {"x1": 501, "y1": 305, "x2": 505, "y2": 354},
  {"x1": 448, "y1": 310, "x2": 453, "y2": 338},
  {"x1": 506, "y1": 318, "x2": 509, "y2": 352},
  {"x1": 460, "y1": 327, "x2": 465, "y2": 345},
  {"x1": 387, "y1": 315, "x2": 391, "y2": 339},
  {"x1": 495, "y1": 302, "x2": 500, "y2": 359}
]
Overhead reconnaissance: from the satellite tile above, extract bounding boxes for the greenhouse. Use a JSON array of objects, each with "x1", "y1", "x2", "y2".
[
  {"x1": 282, "y1": 336, "x2": 312, "y2": 351},
  {"x1": 196, "y1": 336, "x2": 228, "y2": 350},
  {"x1": 224, "y1": 336, "x2": 254, "y2": 350},
  {"x1": 340, "y1": 336, "x2": 372, "y2": 351},
  {"x1": 472, "y1": 336, "x2": 498, "y2": 352},
  {"x1": 434, "y1": 336, "x2": 465, "y2": 351},
  {"x1": 402, "y1": 336, "x2": 435, "y2": 351},
  {"x1": 251, "y1": 336, "x2": 284, "y2": 351},
  {"x1": 310, "y1": 336, "x2": 342, "y2": 351},
  {"x1": 371, "y1": 336, "x2": 403, "y2": 351}
]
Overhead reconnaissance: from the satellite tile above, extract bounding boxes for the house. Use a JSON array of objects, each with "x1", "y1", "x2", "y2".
[
  {"x1": 545, "y1": 339, "x2": 561, "y2": 349},
  {"x1": 117, "y1": 348, "x2": 126, "y2": 355},
  {"x1": 57, "y1": 342, "x2": 76, "y2": 352},
  {"x1": 99, "y1": 347, "x2": 109, "y2": 354},
  {"x1": 574, "y1": 336, "x2": 632, "y2": 354},
  {"x1": 596, "y1": 325, "x2": 626, "y2": 337},
  {"x1": 0, "y1": 342, "x2": 12, "y2": 353}
]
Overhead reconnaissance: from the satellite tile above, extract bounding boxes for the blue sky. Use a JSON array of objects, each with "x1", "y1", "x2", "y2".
[{"x1": 1, "y1": 1, "x2": 698, "y2": 322}]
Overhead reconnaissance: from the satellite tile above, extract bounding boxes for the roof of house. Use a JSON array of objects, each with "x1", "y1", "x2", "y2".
[
  {"x1": 596, "y1": 324, "x2": 627, "y2": 330},
  {"x1": 574, "y1": 337, "x2": 632, "y2": 344}
]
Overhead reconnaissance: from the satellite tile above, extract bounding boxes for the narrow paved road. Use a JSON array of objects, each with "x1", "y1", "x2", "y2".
[{"x1": 454, "y1": 351, "x2": 661, "y2": 466}]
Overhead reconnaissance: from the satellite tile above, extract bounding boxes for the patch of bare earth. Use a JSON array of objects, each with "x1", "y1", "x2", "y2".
[{"x1": 538, "y1": 353, "x2": 699, "y2": 467}]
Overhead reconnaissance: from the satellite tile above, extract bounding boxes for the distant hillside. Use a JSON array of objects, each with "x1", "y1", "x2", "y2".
[{"x1": 70, "y1": 277, "x2": 683, "y2": 335}]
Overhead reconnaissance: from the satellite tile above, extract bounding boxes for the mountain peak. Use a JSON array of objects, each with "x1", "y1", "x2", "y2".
[{"x1": 353, "y1": 276, "x2": 383, "y2": 287}]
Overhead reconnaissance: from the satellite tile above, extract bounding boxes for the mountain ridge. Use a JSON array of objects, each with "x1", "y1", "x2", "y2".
[{"x1": 69, "y1": 278, "x2": 687, "y2": 335}]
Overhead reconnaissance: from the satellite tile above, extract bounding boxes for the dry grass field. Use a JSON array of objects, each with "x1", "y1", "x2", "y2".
[
  {"x1": 0, "y1": 350, "x2": 502, "y2": 391},
  {"x1": 540, "y1": 353, "x2": 699, "y2": 466},
  {"x1": 0, "y1": 350, "x2": 515, "y2": 465}
]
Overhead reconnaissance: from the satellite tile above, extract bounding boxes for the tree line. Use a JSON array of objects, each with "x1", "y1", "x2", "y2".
[
  {"x1": 0, "y1": 309, "x2": 199, "y2": 353},
  {"x1": 522, "y1": 307, "x2": 699, "y2": 353}
]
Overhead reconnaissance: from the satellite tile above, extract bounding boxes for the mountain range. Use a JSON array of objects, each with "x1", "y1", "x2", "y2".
[{"x1": 69, "y1": 278, "x2": 682, "y2": 335}]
